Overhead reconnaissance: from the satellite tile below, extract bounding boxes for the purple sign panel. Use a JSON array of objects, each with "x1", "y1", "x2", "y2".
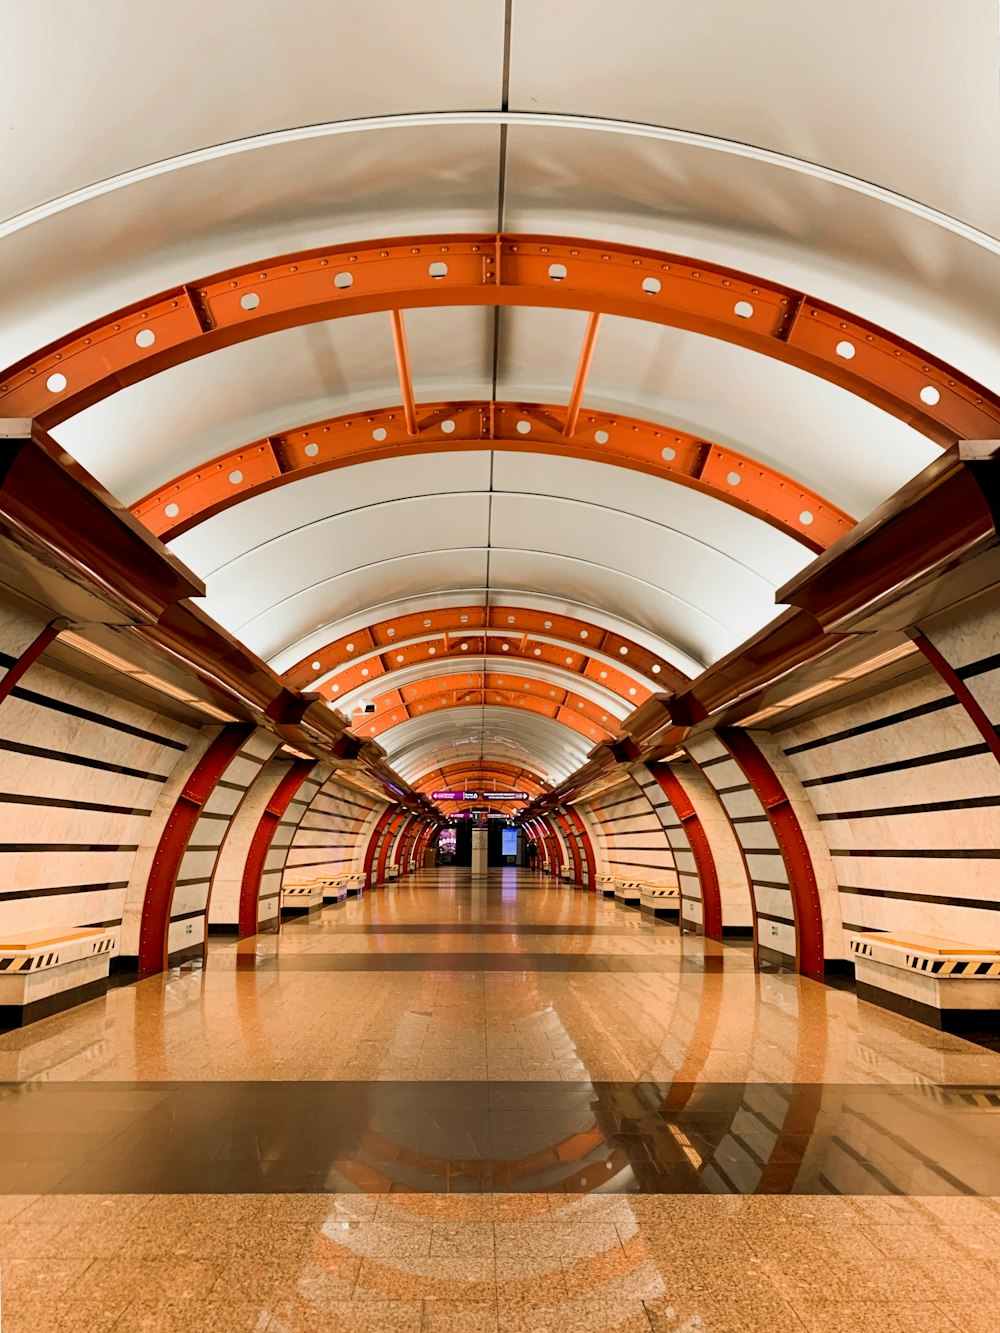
[{"x1": 432, "y1": 790, "x2": 530, "y2": 801}]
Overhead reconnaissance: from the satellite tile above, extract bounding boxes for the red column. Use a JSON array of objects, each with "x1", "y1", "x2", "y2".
[
  {"x1": 139, "y1": 723, "x2": 254, "y2": 974},
  {"x1": 564, "y1": 807, "x2": 596, "y2": 890},
  {"x1": 553, "y1": 811, "x2": 582, "y2": 884},
  {"x1": 238, "y1": 758, "x2": 315, "y2": 936},
  {"x1": 538, "y1": 816, "x2": 563, "y2": 877},
  {"x1": 648, "y1": 763, "x2": 723, "y2": 938},
  {"x1": 376, "y1": 810, "x2": 408, "y2": 885},
  {"x1": 717, "y1": 729, "x2": 824, "y2": 975},
  {"x1": 363, "y1": 806, "x2": 397, "y2": 889}
]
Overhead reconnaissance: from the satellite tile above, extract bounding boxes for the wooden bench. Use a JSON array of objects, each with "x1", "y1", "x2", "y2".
[
  {"x1": 613, "y1": 879, "x2": 643, "y2": 908},
  {"x1": 344, "y1": 873, "x2": 365, "y2": 897},
  {"x1": 849, "y1": 932, "x2": 1000, "y2": 1032},
  {"x1": 640, "y1": 881, "x2": 680, "y2": 920},
  {"x1": 320, "y1": 878, "x2": 349, "y2": 905},
  {"x1": 0, "y1": 927, "x2": 118, "y2": 1029},
  {"x1": 280, "y1": 882, "x2": 325, "y2": 916}
]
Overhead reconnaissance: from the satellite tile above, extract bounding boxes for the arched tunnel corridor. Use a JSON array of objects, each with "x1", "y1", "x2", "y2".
[{"x1": 2, "y1": 2, "x2": 1000, "y2": 1329}]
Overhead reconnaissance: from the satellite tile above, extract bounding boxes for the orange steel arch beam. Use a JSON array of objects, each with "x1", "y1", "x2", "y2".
[
  {"x1": 414, "y1": 760, "x2": 548, "y2": 794},
  {"x1": 348, "y1": 672, "x2": 619, "y2": 746},
  {"x1": 131, "y1": 401, "x2": 850, "y2": 552},
  {"x1": 328, "y1": 645, "x2": 648, "y2": 718},
  {"x1": 285, "y1": 605, "x2": 684, "y2": 695},
  {"x1": 4, "y1": 234, "x2": 997, "y2": 445}
]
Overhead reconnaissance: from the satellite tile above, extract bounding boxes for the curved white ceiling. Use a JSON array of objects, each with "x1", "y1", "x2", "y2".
[
  {"x1": 171, "y1": 451, "x2": 814, "y2": 669},
  {"x1": 382, "y1": 708, "x2": 593, "y2": 785},
  {"x1": 4, "y1": 1, "x2": 998, "y2": 796}
]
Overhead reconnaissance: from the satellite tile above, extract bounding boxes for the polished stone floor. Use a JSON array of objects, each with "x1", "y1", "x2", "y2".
[{"x1": 1, "y1": 868, "x2": 999, "y2": 1330}]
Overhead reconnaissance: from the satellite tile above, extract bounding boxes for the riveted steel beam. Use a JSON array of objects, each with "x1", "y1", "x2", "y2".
[
  {"x1": 131, "y1": 400, "x2": 851, "y2": 552},
  {"x1": 3, "y1": 235, "x2": 995, "y2": 447}
]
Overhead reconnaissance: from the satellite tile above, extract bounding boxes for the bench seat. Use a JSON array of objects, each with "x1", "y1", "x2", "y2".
[
  {"x1": 850, "y1": 932, "x2": 1000, "y2": 1032},
  {"x1": 0, "y1": 928, "x2": 117, "y2": 1029},
  {"x1": 640, "y1": 882, "x2": 680, "y2": 919},
  {"x1": 280, "y1": 882, "x2": 325, "y2": 915},
  {"x1": 613, "y1": 880, "x2": 643, "y2": 907}
]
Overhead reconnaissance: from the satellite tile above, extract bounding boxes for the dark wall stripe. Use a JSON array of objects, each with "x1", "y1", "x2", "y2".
[
  {"x1": 801, "y1": 744, "x2": 987, "y2": 787},
  {"x1": 783, "y1": 695, "x2": 954, "y2": 755},
  {"x1": 0, "y1": 792, "x2": 153, "y2": 816},
  {"x1": 839, "y1": 884, "x2": 1000, "y2": 913},
  {"x1": 0, "y1": 842, "x2": 138, "y2": 853},
  {"x1": 830, "y1": 847, "x2": 1000, "y2": 859},
  {"x1": 0, "y1": 738, "x2": 167, "y2": 782},
  {"x1": 0, "y1": 881, "x2": 128, "y2": 903},
  {"x1": 818, "y1": 795, "x2": 1000, "y2": 820},
  {"x1": 957, "y1": 650, "x2": 1000, "y2": 681},
  {"x1": 6, "y1": 682, "x2": 188, "y2": 749}
]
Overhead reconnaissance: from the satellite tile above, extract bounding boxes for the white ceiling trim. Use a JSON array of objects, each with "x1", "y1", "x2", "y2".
[{"x1": 4, "y1": 111, "x2": 996, "y2": 257}]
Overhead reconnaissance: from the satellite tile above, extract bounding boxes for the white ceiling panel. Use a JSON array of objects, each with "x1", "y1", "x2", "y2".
[
  {"x1": 53, "y1": 307, "x2": 495, "y2": 503},
  {"x1": 201, "y1": 493, "x2": 491, "y2": 639},
  {"x1": 0, "y1": 123, "x2": 501, "y2": 368},
  {"x1": 382, "y1": 708, "x2": 593, "y2": 784},
  {"x1": 490, "y1": 493, "x2": 777, "y2": 647},
  {"x1": 231, "y1": 548, "x2": 491, "y2": 664},
  {"x1": 501, "y1": 123, "x2": 1000, "y2": 389},
  {"x1": 1, "y1": 0, "x2": 505, "y2": 219},
  {"x1": 172, "y1": 452, "x2": 493, "y2": 578},
  {"x1": 496, "y1": 308, "x2": 937, "y2": 515},
  {"x1": 270, "y1": 586, "x2": 706, "y2": 678},
  {"x1": 489, "y1": 547, "x2": 753, "y2": 667},
  {"x1": 491, "y1": 452, "x2": 811, "y2": 581},
  {"x1": 508, "y1": 0, "x2": 1000, "y2": 233}
]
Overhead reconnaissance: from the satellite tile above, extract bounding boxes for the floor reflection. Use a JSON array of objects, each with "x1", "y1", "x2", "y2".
[{"x1": 0, "y1": 1077, "x2": 998, "y2": 1196}]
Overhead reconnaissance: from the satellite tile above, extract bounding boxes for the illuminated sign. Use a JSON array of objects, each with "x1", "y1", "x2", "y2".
[{"x1": 432, "y1": 790, "x2": 529, "y2": 801}]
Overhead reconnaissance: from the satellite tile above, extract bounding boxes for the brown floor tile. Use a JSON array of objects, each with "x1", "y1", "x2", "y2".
[
  {"x1": 422, "y1": 1299, "x2": 501, "y2": 1331},
  {"x1": 788, "y1": 1301, "x2": 961, "y2": 1332},
  {"x1": 265, "y1": 1297, "x2": 424, "y2": 1330}
]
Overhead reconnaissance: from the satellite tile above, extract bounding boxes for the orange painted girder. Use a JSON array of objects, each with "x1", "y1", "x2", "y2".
[
  {"x1": 285, "y1": 604, "x2": 683, "y2": 694},
  {"x1": 351, "y1": 671, "x2": 621, "y2": 744},
  {"x1": 323, "y1": 633, "x2": 651, "y2": 711},
  {"x1": 355, "y1": 695, "x2": 615, "y2": 747},
  {"x1": 130, "y1": 400, "x2": 850, "y2": 551},
  {"x1": 414, "y1": 761, "x2": 548, "y2": 795},
  {"x1": 3, "y1": 235, "x2": 996, "y2": 447}
]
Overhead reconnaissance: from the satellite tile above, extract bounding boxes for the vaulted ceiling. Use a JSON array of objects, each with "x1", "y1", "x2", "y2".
[{"x1": 3, "y1": 0, "x2": 998, "y2": 810}]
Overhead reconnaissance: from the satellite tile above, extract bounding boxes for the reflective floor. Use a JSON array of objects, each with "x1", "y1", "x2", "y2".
[{"x1": 1, "y1": 868, "x2": 999, "y2": 1330}]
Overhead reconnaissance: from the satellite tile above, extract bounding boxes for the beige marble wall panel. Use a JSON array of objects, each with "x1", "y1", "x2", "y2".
[
  {"x1": 0, "y1": 885, "x2": 126, "y2": 935},
  {"x1": 778, "y1": 666, "x2": 1000, "y2": 948},
  {"x1": 801, "y1": 753, "x2": 998, "y2": 811},
  {"x1": 0, "y1": 602, "x2": 50, "y2": 671},
  {"x1": 0, "y1": 653, "x2": 200, "y2": 943},
  {"x1": 664, "y1": 761, "x2": 755, "y2": 930},
  {"x1": 585, "y1": 775, "x2": 676, "y2": 880},
  {"x1": 750, "y1": 730, "x2": 844, "y2": 959},
  {"x1": 167, "y1": 913, "x2": 204, "y2": 956},
  {"x1": 209, "y1": 755, "x2": 302, "y2": 927},
  {"x1": 282, "y1": 770, "x2": 382, "y2": 885},
  {"x1": 920, "y1": 584, "x2": 1000, "y2": 723}
]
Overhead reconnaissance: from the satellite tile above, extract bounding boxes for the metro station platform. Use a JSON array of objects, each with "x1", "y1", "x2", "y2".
[{"x1": 1, "y1": 869, "x2": 999, "y2": 1331}]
